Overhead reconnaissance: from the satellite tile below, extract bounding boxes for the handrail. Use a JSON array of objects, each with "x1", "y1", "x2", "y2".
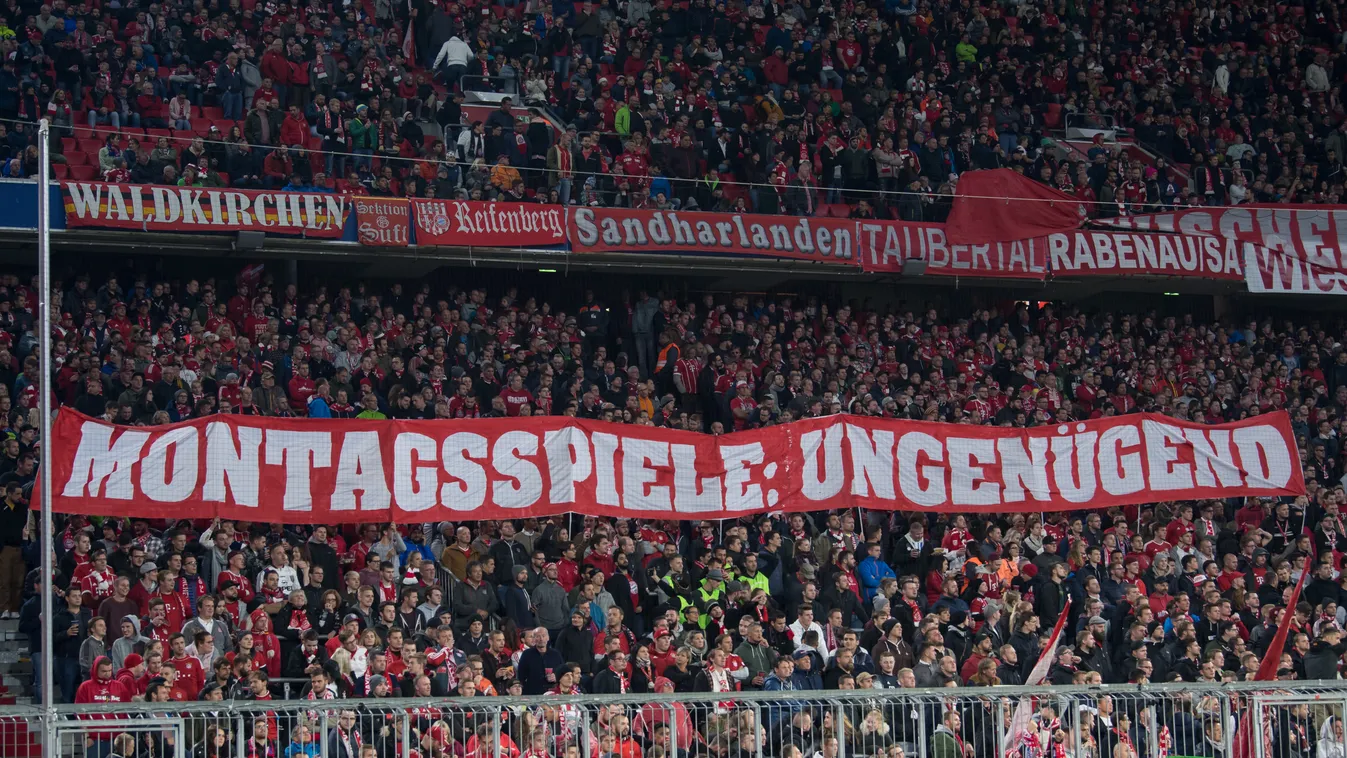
[{"x1": 42, "y1": 678, "x2": 1347, "y2": 716}]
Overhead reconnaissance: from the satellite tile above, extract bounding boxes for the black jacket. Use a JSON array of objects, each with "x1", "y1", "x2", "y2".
[
  {"x1": 1302, "y1": 638, "x2": 1347, "y2": 679},
  {"x1": 51, "y1": 606, "x2": 92, "y2": 659},
  {"x1": 555, "y1": 624, "x2": 596, "y2": 674},
  {"x1": 592, "y1": 666, "x2": 628, "y2": 694},
  {"x1": 488, "y1": 539, "x2": 531, "y2": 587}
]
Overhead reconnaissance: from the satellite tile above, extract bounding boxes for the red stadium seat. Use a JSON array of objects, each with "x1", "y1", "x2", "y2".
[
  {"x1": 65, "y1": 151, "x2": 88, "y2": 166},
  {"x1": 69, "y1": 165, "x2": 97, "y2": 180}
]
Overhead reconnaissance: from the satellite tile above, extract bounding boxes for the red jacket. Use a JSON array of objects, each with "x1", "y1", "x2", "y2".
[
  {"x1": 288, "y1": 375, "x2": 315, "y2": 411},
  {"x1": 264, "y1": 152, "x2": 293, "y2": 180},
  {"x1": 75, "y1": 657, "x2": 132, "y2": 738},
  {"x1": 115, "y1": 667, "x2": 142, "y2": 697},
  {"x1": 280, "y1": 114, "x2": 309, "y2": 147},
  {"x1": 136, "y1": 94, "x2": 164, "y2": 119},
  {"x1": 82, "y1": 92, "x2": 115, "y2": 113},
  {"x1": 763, "y1": 55, "x2": 789, "y2": 85},
  {"x1": 260, "y1": 50, "x2": 291, "y2": 85},
  {"x1": 289, "y1": 59, "x2": 310, "y2": 87}
]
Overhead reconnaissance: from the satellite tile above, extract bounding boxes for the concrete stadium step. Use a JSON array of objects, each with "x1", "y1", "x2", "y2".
[{"x1": 0, "y1": 617, "x2": 34, "y2": 702}]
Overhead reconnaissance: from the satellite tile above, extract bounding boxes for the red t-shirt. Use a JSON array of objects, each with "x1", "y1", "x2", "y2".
[
  {"x1": 499, "y1": 387, "x2": 535, "y2": 416},
  {"x1": 168, "y1": 654, "x2": 204, "y2": 699}
]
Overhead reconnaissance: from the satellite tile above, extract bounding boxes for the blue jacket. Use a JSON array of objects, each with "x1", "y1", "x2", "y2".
[
  {"x1": 790, "y1": 662, "x2": 822, "y2": 691},
  {"x1": 649, "y1": 175, "x2": 672, "y2": 200},
  {"x1": 858, "y1": 555, "x2": 896, "y2": 601},
  {"x1": 400, "y1": 541, "x2": 435, "y2": 567}
]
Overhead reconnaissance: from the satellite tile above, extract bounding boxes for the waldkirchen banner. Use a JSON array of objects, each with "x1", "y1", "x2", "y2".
[
  {"x1": 61, "y1": 181, "x2": 348, "y2": 238},
  {"x1": 46, "y1": 408, "x2": 1302, "y2": 524}
]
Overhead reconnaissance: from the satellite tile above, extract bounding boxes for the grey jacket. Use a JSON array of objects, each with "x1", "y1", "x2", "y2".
[
  {"x1": 452, "y1": 578, "x2": 500, "y2": 632},
  {"x1": 531, "y1": 579, "x2": 569, "y2": 630},
  {"x1": 182, "y1": 615, "x2": 234, "y2": 655},
  {"x1": 79, "y1": 636, "x2": 107, "y2": 679},
  {"x1": 633, "y1": 297, "x2": 659, "y2": 334},
  {"x1": 241, "y1": 59, "x2": 262, "y2": 106},
  {"x1": 108, "y1": 615, "x2": 150, "y2": 670}
]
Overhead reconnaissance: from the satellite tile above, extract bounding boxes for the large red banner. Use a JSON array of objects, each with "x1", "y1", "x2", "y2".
[
  {"x1": 1046, "y1": 230, "x2": 1245, "y2": 280},
  {"x1": 354, "y1": 197, "x2": 410, "y2": 246},
  {"x1": 858, "y1": 221, "x2": 1246, "y2": 281},
  {"x1": 945, "y1": 169, "x2": 1087, "y2": 245},
  {"x1": 48, "y1": 409, "x2": 1302, "y2": 524},
  {"x1": 62, "y1": 181, "x2": 347, "y2": 237},
  {"x1": 857, "y1": 219, "x2": 1048, "y2": 279},
  {"x1": 412, "y1": 199, "x2": 567, "y2": 247},
  {"x1": 1101, "y1": 207, "x2": 1347, "y2": 294},
  {"x1": 568, "y1": 207, "x2": 860, "y2": 264}
]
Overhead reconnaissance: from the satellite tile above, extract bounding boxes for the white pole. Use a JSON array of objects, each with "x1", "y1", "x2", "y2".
[{"x1": 37, "y1": 117, "x2": 54, "y2": 739}]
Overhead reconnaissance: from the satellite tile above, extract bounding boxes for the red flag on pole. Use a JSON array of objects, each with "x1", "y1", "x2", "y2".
[
  {"x1": 1252, "y1": 565, "x2": 1308, "y2": 682},
  {"x1": 1231, "y1": 566, "x2": 1309, "y2": 758},
  {"x1": 1003, "y1": 599, "x2": 1072, "y2": 756}
]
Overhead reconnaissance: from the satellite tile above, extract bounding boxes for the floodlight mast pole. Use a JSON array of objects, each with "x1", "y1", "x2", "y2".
[{"x1": 37, "y1": 117, "x2": 55, "y2": 748}]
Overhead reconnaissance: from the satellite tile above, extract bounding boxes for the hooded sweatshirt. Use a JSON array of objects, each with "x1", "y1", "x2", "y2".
[
  {"x1": 74, "y1": 655, "x2": 131, "y2": 738},
  {"x1": 251, "y1": 608, "x2": 282, "y2": 677},
  {"x1": 108, "y1": 615, "x2": 150, "y2": 669},
  {"x1": 114, "y1": 655, "x2": 143, "y2": 695}
]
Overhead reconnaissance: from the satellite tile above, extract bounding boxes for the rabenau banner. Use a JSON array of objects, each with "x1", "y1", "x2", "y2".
[{"x1": 48, "y1": 409, "x2": 1302, "y2": 524}]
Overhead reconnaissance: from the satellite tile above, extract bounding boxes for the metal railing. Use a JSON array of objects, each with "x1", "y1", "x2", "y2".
[{"x1": 22, "y1": 680, "x2": 1347, "y2": 758}]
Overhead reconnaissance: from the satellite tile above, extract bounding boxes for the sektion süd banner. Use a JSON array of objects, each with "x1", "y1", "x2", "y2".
[
  {"x1": 413, "y1": 199, "x2": 567, "y2": 247},
  {"x1": 353, "y1": 197, "x2": 409, "y2": 246},
  {"x1": 48, "y1": 409, "x2": 1302, "y2": 524},
  {"x1": 62, "y1": 181, "x2": 347, "y2": 237}
]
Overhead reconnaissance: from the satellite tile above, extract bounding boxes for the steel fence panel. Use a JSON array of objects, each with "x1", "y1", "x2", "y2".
[
  {"x1": 0, "y1": 711, "x2": 43, "y2": 758},
  {"x1": 1253, "y1": 691, "x2": 1347, "y2": 758},
  {"x1": 39, "y1": 682, "x2": 1347, "y2": 758}
]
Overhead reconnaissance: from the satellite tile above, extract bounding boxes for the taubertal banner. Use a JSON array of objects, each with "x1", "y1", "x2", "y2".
[{"x1": 48, "y1": 409, "x2": 1302, "y2": 524}]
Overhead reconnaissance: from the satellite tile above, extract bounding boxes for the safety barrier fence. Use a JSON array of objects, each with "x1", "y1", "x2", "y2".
[{"x1": 17, "y1": 680, "x2": 1347, "y2": 758}]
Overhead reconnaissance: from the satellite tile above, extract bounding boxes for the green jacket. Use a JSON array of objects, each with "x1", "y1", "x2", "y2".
[
  {"x1": 615, "y1": 105, "x2": 631, "y2": 136},
  {"x1": 347, "y1": 116, "x2": 375, "y2": 149},
  {"x1": 734, "y1": 639, "x2": 778, "y2": 682},
  {"x1": 931, "y1": 728, "x2": 961, "y2": 758}
]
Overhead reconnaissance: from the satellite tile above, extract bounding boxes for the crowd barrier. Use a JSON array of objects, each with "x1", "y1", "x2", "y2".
[{"x1": 11, "y1": 680, "x2": 1347, "y2": 758}]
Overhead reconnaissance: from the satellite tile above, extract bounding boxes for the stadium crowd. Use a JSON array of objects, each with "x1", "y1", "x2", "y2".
[
  {"x1": 0, "y1": 0, "x2": 1344, "y2": 216},
  {"x1": 0, "y1": 267, "x2": 1339, "y2": 757}
]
